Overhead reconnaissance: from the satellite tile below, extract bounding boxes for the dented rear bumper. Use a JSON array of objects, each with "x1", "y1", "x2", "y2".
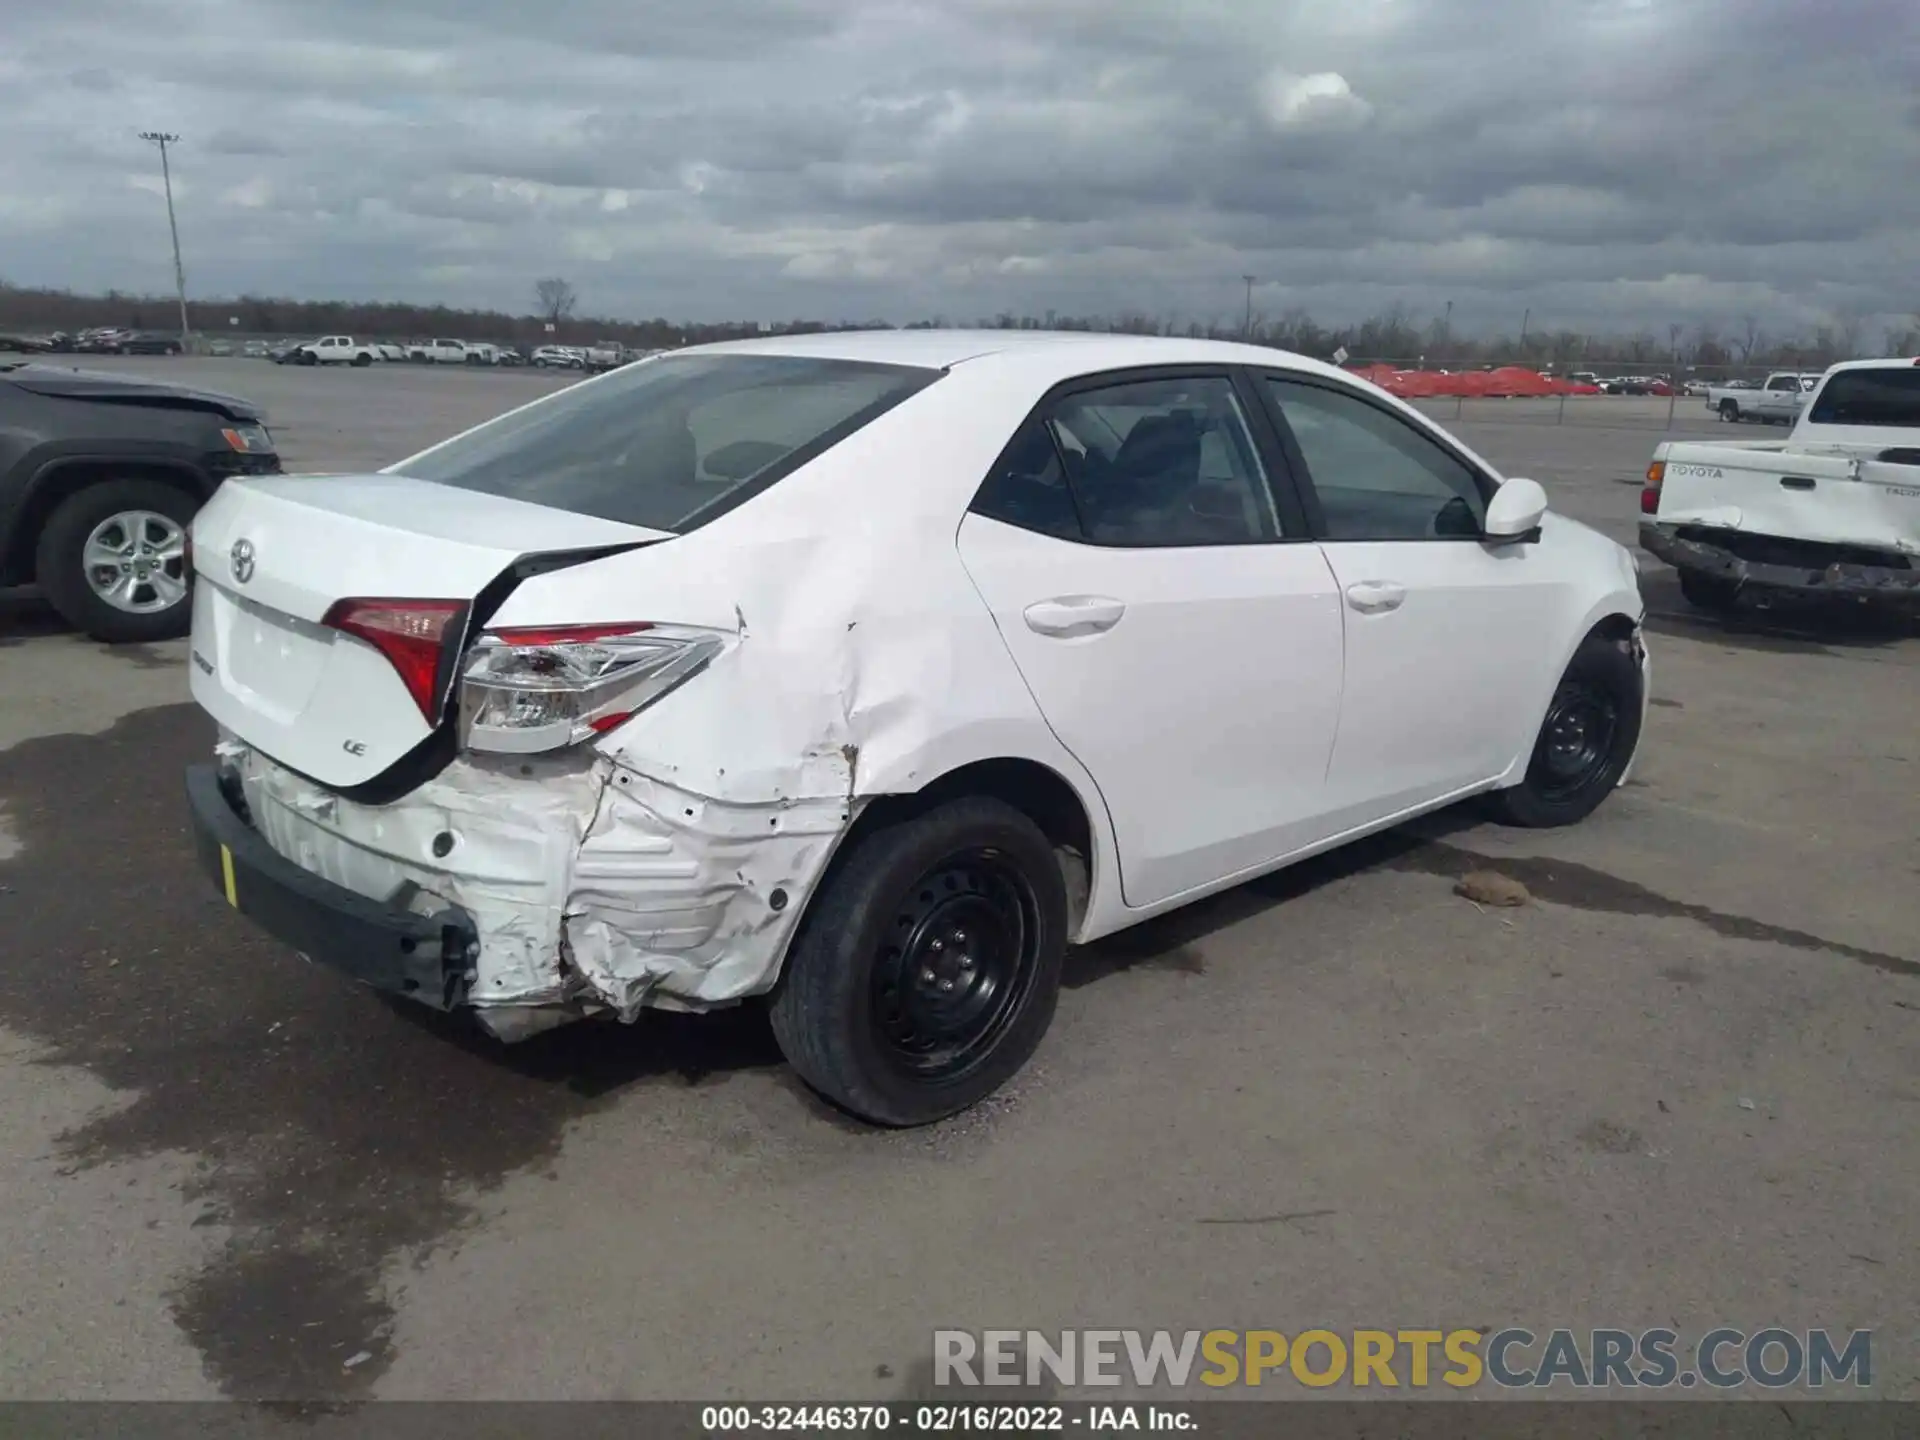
[
  {"x1": 1640, "y1": 521, "x2": 1920, "y2": 606},
  {"x1": 191, "y1": 735, "x2": 854, "y2": 1040},
  {"x1": 186, "y1": 764, "x2": 481, "y2": 1009}
]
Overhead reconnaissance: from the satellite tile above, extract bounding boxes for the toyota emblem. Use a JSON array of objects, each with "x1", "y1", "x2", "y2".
[{"x1": 230, "y1": 538, "x2": 256, "y2": 584}]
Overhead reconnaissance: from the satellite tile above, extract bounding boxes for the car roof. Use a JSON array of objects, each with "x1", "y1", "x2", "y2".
[
  {"x1": 674, "y1": 328, "x2": 1354, "y2": 384},
  {"x1": 1818, "y1": 357, "x2": 1919, "y2": 377}
]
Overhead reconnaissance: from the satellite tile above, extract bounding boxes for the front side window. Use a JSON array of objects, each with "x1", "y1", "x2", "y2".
[
  {"x1": 1265, "y1": 378, "x2": 1487, "y2": 541},
  {"x1": 392, "y1": 354, "x2": 937, "y2": 532},
  {"x1": 1042, "y1": 375, "x2": 1279, "y2": 546}
]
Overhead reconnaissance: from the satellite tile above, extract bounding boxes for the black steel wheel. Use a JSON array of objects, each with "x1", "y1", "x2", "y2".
[
  {"x1": 868, "y1": 848, "x2": 1043, "y2": 1084},
  {"x1": 1531, "y1": 681, "x2": 1619, "y2": 803},
  {"x1": 1490, "y1": 631, "x2": 1645, "y2": 827},
  {"x1": 770, "y1": 796, "x2": 1067, "y2": 1126}
]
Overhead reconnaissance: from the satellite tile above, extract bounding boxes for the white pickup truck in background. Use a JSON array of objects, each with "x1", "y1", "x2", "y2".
[
  {"x1": 293, "y1": 335, "x2": 380, "y2": 367},
  {"x1": 583, "y1": 340, "x2": 630, "y2": 372},
  {"x1": 1704, "y1": 371, "x2": 1820, "y2": 425},
  {"x1": 406, "y1": 338, "x2": 469, "y2": 364},
  {"x1": 1643, "y1": 358, "x2": 1920, "y2": 613}
]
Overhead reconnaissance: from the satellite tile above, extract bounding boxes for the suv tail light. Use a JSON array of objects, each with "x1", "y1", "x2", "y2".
[
  {"x1": 457, "y1": 623, "x2": 723, "y2": 754},
  {"x1": 322, "y1": 598, "x2": 468, "y2": 721}
]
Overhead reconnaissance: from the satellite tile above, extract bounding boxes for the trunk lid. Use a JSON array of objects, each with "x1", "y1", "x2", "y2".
[
  {"x1": 1656, "y1": 442, "x2": 1920, "y2": 555},
  {"x1": 189, "y1": 474, "x2": 666, "y2": 788}
]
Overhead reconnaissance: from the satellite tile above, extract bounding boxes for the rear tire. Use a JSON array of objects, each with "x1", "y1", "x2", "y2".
[
  {"x1": 351, "y1": 352, "x2": 372, "y2": 367},
  {"x1": 35, "y1": 479, "x2": 199, "y2": 643},
  {"x1": 768, "y1": 796, "x2": 1067, "y2": 1127},
  {"x1": 1490, "y1": 633, "x2": 1644, "y2": 828},
  {"x1": 1678, "y1": 569, "x2": 1741, "y2": 614},
  {"x1": 1719, "y1": 399, "x2": 1740, "y2": 422}
]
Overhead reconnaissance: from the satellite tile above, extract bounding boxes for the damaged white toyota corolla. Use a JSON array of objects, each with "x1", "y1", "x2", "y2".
[{"x1": 185, "y1": 331, "x2": 1648, "y2": 1124}]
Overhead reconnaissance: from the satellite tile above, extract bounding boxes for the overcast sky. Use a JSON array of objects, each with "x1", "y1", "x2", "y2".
[{"x1": 2, "y1": 0, "x2": 1915, "y2": 336}]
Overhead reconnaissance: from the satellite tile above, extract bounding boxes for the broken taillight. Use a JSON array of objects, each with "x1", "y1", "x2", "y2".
[
  {"x1": 457, "y1": 623, "x2": 724, "y2": 754},
  {"x1": 321, "y1": 598, "x2": 468, "y2": 721}
]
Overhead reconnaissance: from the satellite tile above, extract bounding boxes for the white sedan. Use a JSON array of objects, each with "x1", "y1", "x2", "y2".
[{"x1": 183, "y1": 331, "x2": 1648, "y2": 1125}]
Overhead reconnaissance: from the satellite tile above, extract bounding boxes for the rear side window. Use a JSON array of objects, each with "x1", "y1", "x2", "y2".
[
  {"x1": 972, "y1": 422, "x2": 1083, "y2": 541},
  {"x1": 392, "y1": 355, "x2": 938, "y2": 532},
  {"x1": 1808, "y1": 369, "x2": 1920, "y2": 428}
]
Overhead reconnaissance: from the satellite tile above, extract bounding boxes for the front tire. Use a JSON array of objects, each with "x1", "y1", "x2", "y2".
[
  {"x1": 35, "y1": 479, "x2": 198, "y2": 643},
  {"x1": 769, "y1": 797, "x2": 1067, "y2": 1127},
  {"x1": 1490, "y1": 633, "x2": 1644, "y2": 828}
]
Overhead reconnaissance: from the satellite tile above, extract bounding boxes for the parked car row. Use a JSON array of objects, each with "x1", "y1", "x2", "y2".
[
  {"x1": 0, "y1": 328, "x2": 186, "y2": 356},
  {"x1": 259, "y1": 336, "x2": 549, "y2": 367}
]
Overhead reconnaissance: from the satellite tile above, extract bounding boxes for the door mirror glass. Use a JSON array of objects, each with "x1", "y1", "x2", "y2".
[{"x1": 1483, "y1": 476, "x2": 1548, "y2": 541}]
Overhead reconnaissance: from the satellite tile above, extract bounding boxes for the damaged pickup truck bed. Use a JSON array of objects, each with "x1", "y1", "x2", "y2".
[
  {"x1": 1643, "y1": 358, "x2": 1920, "y2": 613},
  {"x1": 185, "y1": 330, "x2": 1649, "y2": 1126}
]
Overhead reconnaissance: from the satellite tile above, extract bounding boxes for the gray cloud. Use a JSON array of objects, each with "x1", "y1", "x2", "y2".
[{"x1": 1, "y1": 0, "x2": 1914, "y2": 337}]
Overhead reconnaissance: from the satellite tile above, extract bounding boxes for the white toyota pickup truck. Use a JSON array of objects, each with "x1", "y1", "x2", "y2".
[
  {"x1": 1642, "y1": 358, "x2": 1920, "y2": 613},
  {"x1": 1704, "y1": 371, "x2": 1819, "y2": 425}
]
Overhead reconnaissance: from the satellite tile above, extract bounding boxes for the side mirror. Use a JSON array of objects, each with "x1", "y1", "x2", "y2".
[{"x1": 1483, "y1": 476, "x2": 1548, "y2": 542}]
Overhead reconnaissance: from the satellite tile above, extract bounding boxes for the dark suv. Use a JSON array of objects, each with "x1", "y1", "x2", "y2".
[{"x1": 0, "y1": 363, "x2": 280, "y2": 642}]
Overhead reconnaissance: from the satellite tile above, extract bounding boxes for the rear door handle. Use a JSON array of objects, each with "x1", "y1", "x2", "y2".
[
  {"x1": 1344, "y1": 580, "x2": 1406, "y2": 614},
  {"x1": 1023, "y1": 595, "x2": 1126, "y2": 637}
]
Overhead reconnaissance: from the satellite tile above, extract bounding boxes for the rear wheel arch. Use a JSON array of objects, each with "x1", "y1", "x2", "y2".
[
  {"x1": 773, "y1": 754, "x2": 1106, "y2": 1001},
  {"x1": 837, "y1": 757, "x2": 1099, "y2": 933},
  {"x1": 3, "y1": 457, "x2": 210, "y2": 586}
]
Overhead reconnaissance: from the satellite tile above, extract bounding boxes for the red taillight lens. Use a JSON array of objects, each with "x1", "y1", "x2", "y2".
[
  {"x1": 1640, "y1": 485, "x2": 1661, "y2": 515},
  {"x1": 322, "y1": 598, "x2": 467, "y2": 721}
]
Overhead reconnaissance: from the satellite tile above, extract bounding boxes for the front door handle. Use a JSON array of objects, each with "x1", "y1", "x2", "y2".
[
  {"x1": 1344, "y1": 580, "x2": 1406, "y2": 614},
  {"x1": 1023, "y1": 595, "x2": 1126, "y2": 637}
]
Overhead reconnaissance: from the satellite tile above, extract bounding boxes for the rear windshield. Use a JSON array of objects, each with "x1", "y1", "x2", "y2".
[
  {"x1": 1807, "y1": 368, "x2": 1920, "y2": 428},
  {"x1": 392, "y1": 353, "x2": 938, "y2": 532}
]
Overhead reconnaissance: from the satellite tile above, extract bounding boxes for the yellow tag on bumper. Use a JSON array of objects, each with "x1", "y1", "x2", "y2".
[{"x1": 220, "y1": 845, "x2": 238, "y2": 908}]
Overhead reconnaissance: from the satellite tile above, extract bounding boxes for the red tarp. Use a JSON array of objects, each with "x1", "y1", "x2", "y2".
[{"x1": 1342, "y1": 365, "x2": 1600, "y2": 398}]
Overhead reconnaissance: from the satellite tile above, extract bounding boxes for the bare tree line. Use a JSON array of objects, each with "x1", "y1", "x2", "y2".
[{"x1": 3, "y1": 278, "x2": 1913, "y2": 372}]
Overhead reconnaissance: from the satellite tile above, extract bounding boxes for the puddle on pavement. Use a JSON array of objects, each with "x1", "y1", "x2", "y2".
[
  {"x1": 0, "y1": 703, "x2": 784, "y2": 1401},
  {"x1": 1393, "y1": 840, "x2": 1917, "y2": 978}
]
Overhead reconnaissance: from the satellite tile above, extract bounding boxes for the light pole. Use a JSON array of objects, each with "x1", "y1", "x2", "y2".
[
  {"x1": 138, "y1": 131, "x2": 191, "y2": 349},
  {"x1": 1242, "y1": 275, "x2": 1256, "y2": 338}
]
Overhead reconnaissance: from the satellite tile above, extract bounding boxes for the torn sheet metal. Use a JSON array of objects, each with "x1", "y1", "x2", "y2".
[
  {"x1": 563, "y1": 766, "x2": 853, "y2": 1021},
  {"x1": 222, "y1": 729, "x2": 860, "y2": 1032},
  {"x1": 229, "y1": 734, "x2": 603, "y2": 1015}
]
